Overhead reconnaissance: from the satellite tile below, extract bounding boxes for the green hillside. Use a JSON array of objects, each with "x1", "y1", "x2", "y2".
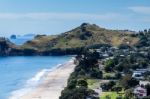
[{"x1": 22, "y1": 23, "x2": 139, "y2": 51}]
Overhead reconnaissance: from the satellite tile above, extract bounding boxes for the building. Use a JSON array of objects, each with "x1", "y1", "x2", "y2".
[
  {"x1": 132, "y1": 69, "x2": 148, "y2": 80},
  {"x1": 134, "y1": 86, "x2": 147, "y2": 98},
  {"x1": 132, "y1": 72, "x2": 144, "y2": 80},
  {"x1": 140, "y1": 81, "x2": 150, "y2": 86}
]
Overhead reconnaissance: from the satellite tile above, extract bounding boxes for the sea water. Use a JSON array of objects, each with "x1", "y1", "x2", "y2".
[
  {"x1": 0, "y1": 56, "x2": 71, "y2": 99},
  {"x1": 9, "y1": 35, "x2": 34, "y2": 45}
]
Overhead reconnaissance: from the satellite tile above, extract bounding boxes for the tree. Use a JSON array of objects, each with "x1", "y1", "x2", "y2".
[
  {"x1": 105, "y1": 95, "x2": 111, "y2": 99},
  {"x1": 125, "y1": 89, "x2": 134, "y2": 99},
  {"x1": 144, "y1": 29, "x2": 148, "y2": 34},
  {"x1": 101, "y1": 81, "x2": 116, "y2": 91},
  {"x1": 90, "y1": 69, "x2": 103, "y2": 79},
  {"x1": 148, "y1": 29, "x2": 150, "y2": 34},
  {"x1": 118, "y1": 44, "x2": 131, "y2": 49},
  {"x1": 77, "y1": 79, "x2": 88, "y2": 88},
  {"x1": 120, "y1": 74, "x2": 139, "y2": 89},
  {"x1": 112, "y1": 86, "x2": 122, "y2": 93},
  {"x1": 67, "y1": 79, "x2": 77, "y2": 89},
  {"x1": 115, "y1": 59, "x2": 131, "y2": 73},
  {"x1": 115, "y1": 72, "x2": 122, "y2": 79},
  {"x1": 104, "y1": 59, "x2": 115, "y2": 72},
  {"x1": 146, "y1": 84, "x2": 150, "y2": 96},
  {"x1": 60, "y1": 87, "x2": 99, "y2": 99}
]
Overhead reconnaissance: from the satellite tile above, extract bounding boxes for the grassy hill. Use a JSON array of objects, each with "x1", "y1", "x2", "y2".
[{"x1": 21, "y1": 23, "x2": 139, "y2": 51}]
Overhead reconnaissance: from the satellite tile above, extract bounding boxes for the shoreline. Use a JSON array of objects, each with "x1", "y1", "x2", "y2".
[{"x1": 16, "y1": 58, "x2": 76, "y2": 99}]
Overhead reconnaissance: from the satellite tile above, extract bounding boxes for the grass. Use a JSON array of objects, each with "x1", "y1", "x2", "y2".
[
  {"x1": 100, "y1": 92, "x2": 124, "y2": 99},
  {"x1": 103, "y1": 72, "x2": 116, "y2": 79},
  {"x1": 21, "y1": 35, "x2": 56, "y2": 50},
  {"x1": 21, "y1": 23, "x2": 139, "y2": 51},
  {"x1": 87, "y1": 79, "x2": 100, "y2": 89},
  {"x1": 100, "y1": 91, "x2": 125, "y2": 99},
  {"x1": 103, "y1": 72, "x2": 115, "y2": 76}
]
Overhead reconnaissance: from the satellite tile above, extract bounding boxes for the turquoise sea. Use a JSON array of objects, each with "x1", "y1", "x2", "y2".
[{"x1": 0, "y1": 56, "x2": 71, "y2": 99}]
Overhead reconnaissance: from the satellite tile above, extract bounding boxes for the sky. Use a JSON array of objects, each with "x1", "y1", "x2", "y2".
[{"x1": 0, "y1": 0, "x2": 149, "y2": 36}]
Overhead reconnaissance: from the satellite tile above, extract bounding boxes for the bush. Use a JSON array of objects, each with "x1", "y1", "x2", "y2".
[
  {"x1": 116, "y1": 96, "x2": 123, "y2": 99},
  {"x1": 125, "y1": 89, "x2": 134, "y2": 99},
  {"x1": 115, "y1": 72, "x2": 122, "y2": 79},
  {"x1": 146, "y1": 84, "x2": 150, "y2": 96},
  {"x1": 104, "y1": 59, "x2": 115, "y2": 72},
  {"x1": 103, "y1": 75, "x2": 115, "y2": 80},
  {"x1": 118, "y1": 44, "x2": 131, "y2": 49},
  {"x1": 101, "y1": 81, "x2": 116, "y2": 91},
  {"x1": 90, "y1": 69, "x2": 103, "y2": 79},
  {"x1": 67, "y1": 79, "x2": 77, "y2": 89},
  {"x1": 77, "y1": 79, "x2": 88, "y2": 88},
  {"x1": 60, "y1": 87, "x2": 99, "y2": 99},
  {"x1": 105, "y1": 95, "x2": 111, "y2": 99},
  {"x1": 120, "y1": 74, "x2": 139, "y2": 89},
  {"x1": 112, "y1": 87, "x2": 122, "y2": 92}
]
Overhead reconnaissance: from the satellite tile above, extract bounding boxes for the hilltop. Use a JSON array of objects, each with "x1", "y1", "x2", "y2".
[
  {"x1": 0, "y1": 23, "x2": 140, "y2": 56},
  {"x1": 22, "y1": 23, "x2": 139, "y2": 51}
]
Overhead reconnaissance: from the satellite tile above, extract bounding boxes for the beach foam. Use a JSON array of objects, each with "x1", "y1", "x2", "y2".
[
  {"x1": 19, "y1": 58, "x2": 75, "y2": 99},
  {"x1": 9, "y1": 64, "x2": 62, "y2": 99}
]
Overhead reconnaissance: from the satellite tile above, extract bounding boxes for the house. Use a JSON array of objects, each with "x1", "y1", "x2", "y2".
[
  {"x1": 136, "y1": 69, "x2": 148, "y2": 73},
  {"x1": 140, "y1": 81, "x2": 150, "y2": 86},
  {"x1": 102, "y1": 53, "x2": 109, "y2": 58},
  {"x1": 132, "y1": 72, "x2": 144, "y2": 80},
  {"x1": 134, "y1": 86, "x2": 147, "y2": 98},
  {"x1": 132, "y1": 69, "x2": 148, "y2": 80},
  {"x1": 120, "y1": 54, "x2": 125, "y2": 57}
]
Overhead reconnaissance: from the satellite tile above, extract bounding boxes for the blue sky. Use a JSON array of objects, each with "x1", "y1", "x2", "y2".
[{"x1": 0, "y1": 0, "x2": 149, "y2": 36}]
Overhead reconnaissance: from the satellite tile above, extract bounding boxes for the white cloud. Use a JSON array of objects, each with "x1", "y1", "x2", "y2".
[
  {"x1": 129, "y1": 6, "x2": 150, "y2": 14},
  {"x1": 0, "y1": 12, "x2": 123, "y2": 21}
]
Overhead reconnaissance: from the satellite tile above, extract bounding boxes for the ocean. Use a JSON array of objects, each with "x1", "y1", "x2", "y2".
[
  {"x1": 9, "y1": 34, "x2": 35, "y2": 45},
  {"x1": 0, "y1": 56, "x2": 71, "y2": 99}
]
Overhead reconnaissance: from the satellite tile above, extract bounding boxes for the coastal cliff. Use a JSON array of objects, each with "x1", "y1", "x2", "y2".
[{"x1": 0, "y1": 37, "x2": 17, "y2": 56}]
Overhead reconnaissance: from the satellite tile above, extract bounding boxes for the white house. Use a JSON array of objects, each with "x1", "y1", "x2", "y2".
[
  {"x1": 102, "y1": 53, "x2": 109, "y2": 58},
  {"x1": 132, "y1": 72, "x2": 144, "y2": 80},
  {"x1": 132, "y1": 69, "x2": 148, "y2": 80},
  {"x1": 140, "y1": 81, "x2": 150, "y2": 86}
]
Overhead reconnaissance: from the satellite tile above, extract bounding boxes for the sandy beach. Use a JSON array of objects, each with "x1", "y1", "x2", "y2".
[{"x1": 20, "y1": 59, "x2": 76, "y2": 99}]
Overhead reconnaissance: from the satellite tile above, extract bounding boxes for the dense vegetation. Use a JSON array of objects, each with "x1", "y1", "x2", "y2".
[
  {"x1": 136, "y1": 29, "x2": 150, "y2": 47},
  {"x1": 60, "y1": 50, "x2": 101, "y2": 99}
]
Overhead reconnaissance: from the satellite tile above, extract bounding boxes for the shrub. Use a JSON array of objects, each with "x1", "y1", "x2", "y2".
[
  {"x1": 105, "y1": 95, "x2": 111, "y2": 99},
  {"x1": 60, "y1": 87, "x2": 99, "y2": 99},
  {"x1": 115, "y1": 72, "x2": 122, "y2": 79},
  {"x1": 77, "y1": 79, "x2": 88, "y2": 88}
]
